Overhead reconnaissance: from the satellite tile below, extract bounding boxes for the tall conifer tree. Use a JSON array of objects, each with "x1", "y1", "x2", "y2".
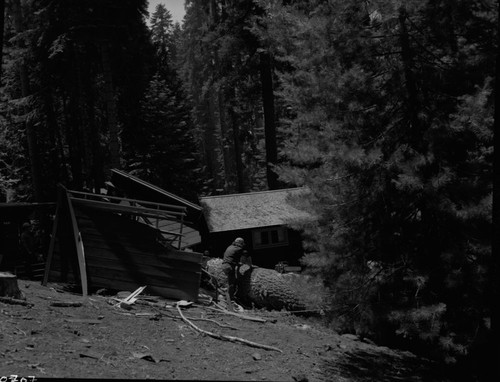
[{"x1": 263, "y1": 0, "x2": 496, "y2": 369}]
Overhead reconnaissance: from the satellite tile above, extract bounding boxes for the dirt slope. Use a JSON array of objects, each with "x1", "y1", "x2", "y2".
[{"x1": 0, "y1": 280, "x2": 448, "y2": 381}]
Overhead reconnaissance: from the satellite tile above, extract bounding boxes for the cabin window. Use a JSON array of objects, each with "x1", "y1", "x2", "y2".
[{"x1": 252, "y1": 227, "x2": 288, "y2": 249}]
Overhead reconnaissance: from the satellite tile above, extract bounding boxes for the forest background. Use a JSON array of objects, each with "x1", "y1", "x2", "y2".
[{"x1": 0, "y1": 0, "x2": 498, "y2": 380}]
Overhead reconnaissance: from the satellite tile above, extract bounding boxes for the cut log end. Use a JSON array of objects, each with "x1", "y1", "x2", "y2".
[{"x1": 0, "y1": 272, "x2": 25, "y2": 300}]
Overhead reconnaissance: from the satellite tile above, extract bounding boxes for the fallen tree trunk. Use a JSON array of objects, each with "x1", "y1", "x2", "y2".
[
  {"x1": 0, "y1": 272, "x2": 24, "y2": 300},
  {"x1": 205, "y1": 258, "x2": 305, "y2": 311}
]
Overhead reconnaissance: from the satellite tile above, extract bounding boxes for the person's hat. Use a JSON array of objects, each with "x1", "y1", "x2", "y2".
[
  {"x1": 234, "y1": 237, "x2": 245, "y2": 246},
  {"x1": 22, "y1": 222, "x2": 31, "y2": 229}
]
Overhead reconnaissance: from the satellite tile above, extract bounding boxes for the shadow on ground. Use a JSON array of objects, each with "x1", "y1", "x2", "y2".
[{"x1": 322, "y1": 348, "x2": 450, "y2": 382}]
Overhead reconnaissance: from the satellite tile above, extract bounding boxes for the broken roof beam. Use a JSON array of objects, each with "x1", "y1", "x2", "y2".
[
  {"x1": 69, "y1": 198, "x2": 186, "y2": 221},
  {"x1": 67, "y1": 190, "x2": 187, "y2": 213}
]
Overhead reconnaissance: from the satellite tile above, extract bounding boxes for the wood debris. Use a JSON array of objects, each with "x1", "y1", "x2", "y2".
[
  {"x1": 176, "y1": 303, "x2": 282, "y2": 353},
  {"x1": 112, "y1": 286, "x2": 147, "y2": 309},
  {"x1": 0, "y1": 296, "x2": 33, "y2": 307},
  {"x1": 50, "y1": 301, "x2": 83, "y2": 307},
  {"x1": 206, "y1": 305, "x2": 266, "y2": 323},
  {"x1": 64, "y1": 318, "x2": 102, "y2": 324}
]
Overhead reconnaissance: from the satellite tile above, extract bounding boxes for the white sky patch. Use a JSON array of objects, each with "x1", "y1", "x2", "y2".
[{"x1": 147, "y1": 0, "x2": 186, "y2": 25}]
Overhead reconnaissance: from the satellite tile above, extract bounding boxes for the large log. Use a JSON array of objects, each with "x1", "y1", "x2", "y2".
[
  {"x1": 0, "y1": 272, "x2": 24, "y2": 300},
  {"x1": 205, "y1": 258, "x2": 305, "y2": 311}
]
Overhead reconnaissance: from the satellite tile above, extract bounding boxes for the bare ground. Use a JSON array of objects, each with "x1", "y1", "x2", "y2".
[{"x1": 0, "y1": 280, "x2": 450, "y2": 381}]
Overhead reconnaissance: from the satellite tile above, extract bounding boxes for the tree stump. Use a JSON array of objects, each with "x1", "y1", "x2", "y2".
[{"x1": 0, "y1": 272, "x2": 24, "y2": 300}]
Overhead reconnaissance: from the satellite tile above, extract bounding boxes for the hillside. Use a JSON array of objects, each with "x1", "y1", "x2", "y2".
[{"x1": 0, "y1": 280, "x2": 449, "y2": 381}]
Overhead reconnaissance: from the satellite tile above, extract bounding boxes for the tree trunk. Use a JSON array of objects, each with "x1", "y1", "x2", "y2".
[
  {"x1": 398, "y1": 6, "x2": 422, "y2": 151},
  {"x1": 63, "y1": 90, "x2": 84, "y2": 189},
  {"x1": 227, "y1": 88, "x2": 245, "y2": 192},
  {"x1": 0, "y1": 272, "x2": 23, "y2": 299},
  {"x1": 208, "y1": 0, "x2": 219, "y2": 24},
  {"x1": 12, "y1": 0, "x2": 43, "y2": 202},
  {"x1": 0, "y1": 0, "x2": 5, "y2": 86},
  {"x1": 218, "y1": 87, "x2": 238, "y2": 192},
  {"x1": 259, "y1": 51, "x2": 279, "y2": 190},
  {"x1": 80, "y1": 56, "x2": 104, "y2": 192},
  {"x1": 490, "y1": 1, "x2": 500, "y2": 378},
  {"x1": 101, "y1": 42, "x2": 121, "y2": 170},
  {"x1": 205, "y1": 258, "x2": 305, "y2": 311},
  {"x1": 205, "y1": 91, "x2": 224, "y2": 191}
]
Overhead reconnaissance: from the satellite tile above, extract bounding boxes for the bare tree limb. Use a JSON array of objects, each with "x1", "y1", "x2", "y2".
[{"x1": 177, "y1": 305, "x2": 282, "y2": 353}]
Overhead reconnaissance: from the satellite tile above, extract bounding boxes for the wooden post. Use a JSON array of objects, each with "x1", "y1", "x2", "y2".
[
  {"x1": 178, "y1": 213, "x2": 184, "y2": 249},
  {"x1": 65, "y1": 192, "x2": 88, "y2": 297},
  {"x1": 42, "y1": 203, "x2": 60, "y2": 286}
]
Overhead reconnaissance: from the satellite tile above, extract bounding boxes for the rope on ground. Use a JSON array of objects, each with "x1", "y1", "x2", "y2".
[{"x1": 177, "y1": 304, "x2": 282, "y2": 353}]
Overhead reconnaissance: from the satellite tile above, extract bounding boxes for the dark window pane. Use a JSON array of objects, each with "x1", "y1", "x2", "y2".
[
  {"x1": 271, "y1": 230, "x2": 278, "y2": 243},
  {"x1": 261, "y1": 231, "x2": 269, "y2": 244}
]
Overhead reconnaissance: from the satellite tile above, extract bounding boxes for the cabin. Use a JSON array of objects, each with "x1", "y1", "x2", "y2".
[
  {"x1": 199, "y1": 188, "x2": 313, "y2": 270},
  {"x1": 43, "y1": 184, "x2": 203, "y2": 301}
]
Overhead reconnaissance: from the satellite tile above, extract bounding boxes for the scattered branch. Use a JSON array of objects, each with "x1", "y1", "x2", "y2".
[
  {"x1": 177, "y1": 305, "x2": 282, "y2": 353},
  {"x1": 50, "y1": 301, "x2": 83, "y2": 307},
  {"x1": 186, "y1": 316, "x2": 238, "y2": 330},
  {"x1": 206, "y1": 305, "x2": 267, "y2": 323}
]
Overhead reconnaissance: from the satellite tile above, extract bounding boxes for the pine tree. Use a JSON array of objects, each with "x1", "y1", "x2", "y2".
[
  {"x1": 264, "y1": 0, "x2": 496, "y2": 367},
  {"x1": 0, "y1": 0, "x2": 153, "y2": 199},
  {"x1": 124, "y1": 74, "x2": 202, "y2": 201},
  {"x1": 122, "y1": 1, "x2": 204, "y2": 201},
  {"x1": 179, "y1": 0, "x2": 279, "y2": 194}
]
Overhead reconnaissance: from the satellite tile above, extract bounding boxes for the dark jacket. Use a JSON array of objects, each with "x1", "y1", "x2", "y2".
[{"x1": 222, "y1": 243, "x2": 246, "y2": 266}]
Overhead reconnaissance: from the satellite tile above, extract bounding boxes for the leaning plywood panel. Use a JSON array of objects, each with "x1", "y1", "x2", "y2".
[{"x1": 74, "y1": 206, "x2": 202, "y2": 301}]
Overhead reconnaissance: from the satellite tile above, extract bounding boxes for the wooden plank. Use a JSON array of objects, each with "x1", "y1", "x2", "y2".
[
  {"x1": 70, "y1": 197, "x2": 186, "y2": 219},
  {"x1": 86, "y1": 265, "x2": 199, "y2": 291},
  {"x1": 66, "y1": 192, "x2": 88, "y2": 297},
  {"x1": 83, "y1": 256, "x2": 201, "y2": 278},
  {"x1": 47, "y1": 268, "x2": 199, "y2": 301},
  {"x1": 157, "y1": 228, "x2": 183, "y2": 237},
  {"x1": 68, "y1": 189, "x2": 188, "y2": 213},
  {"x1": 80, "y1": 241, "x2": 202, "y2": 265},
  {"x1": 110, "y1": 169, "x2": 202, "y2": 212},
  {"x1": 82, "y1": 254, "x2": 201, "y2": 279},
  {"x1": 43, "y1": 203, "x2": 60, "y2": 286},
  {"x1": 80, "y1": 237, "x2": 202, "y2": 264},
  {"x1": 87, "y1": 275, "x2": 199, "y2": 301},
  {"x1": 78, "y1": 227, "x2": 163, "y2": 244},
  {"x1": 73, "y1": 210, "x2": 193, "y2": 254},
  {"x1": 49, "y1": 191, "x2": 202, "y2": 301},
  {"x1": 80, "y1": 234, "x2": 170, "y2": 255}
]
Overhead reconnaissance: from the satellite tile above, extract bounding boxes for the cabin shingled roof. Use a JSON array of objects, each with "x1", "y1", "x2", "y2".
[{"x1": 199, "y1": 188, "x2": 314, "y2": 232}]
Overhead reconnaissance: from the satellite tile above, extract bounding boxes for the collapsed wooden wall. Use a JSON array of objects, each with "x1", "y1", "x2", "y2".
[{"x1": 44, "y1": 188, "x2": 202, "y2": 301}]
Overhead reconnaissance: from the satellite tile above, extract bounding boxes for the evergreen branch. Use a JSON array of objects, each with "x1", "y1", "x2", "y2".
[
  {"x1": 404, "y1": 17, "x2": 455, "y2": 70},
  {"x1": 408, "y1": 36, "x2": 454, "y2": 71},
  {"x1": 371, "y1": 50, "x2": 403, "y2": 57},
  {"x1": 361, "y1": 33, "x2": 401, "y2": 39},
  {"x1": 326, "y1": 173, "x2": 356, "y2": 182},
  {"x1": 361, "y1": 116, "x2": 404, "y2": 148}
]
